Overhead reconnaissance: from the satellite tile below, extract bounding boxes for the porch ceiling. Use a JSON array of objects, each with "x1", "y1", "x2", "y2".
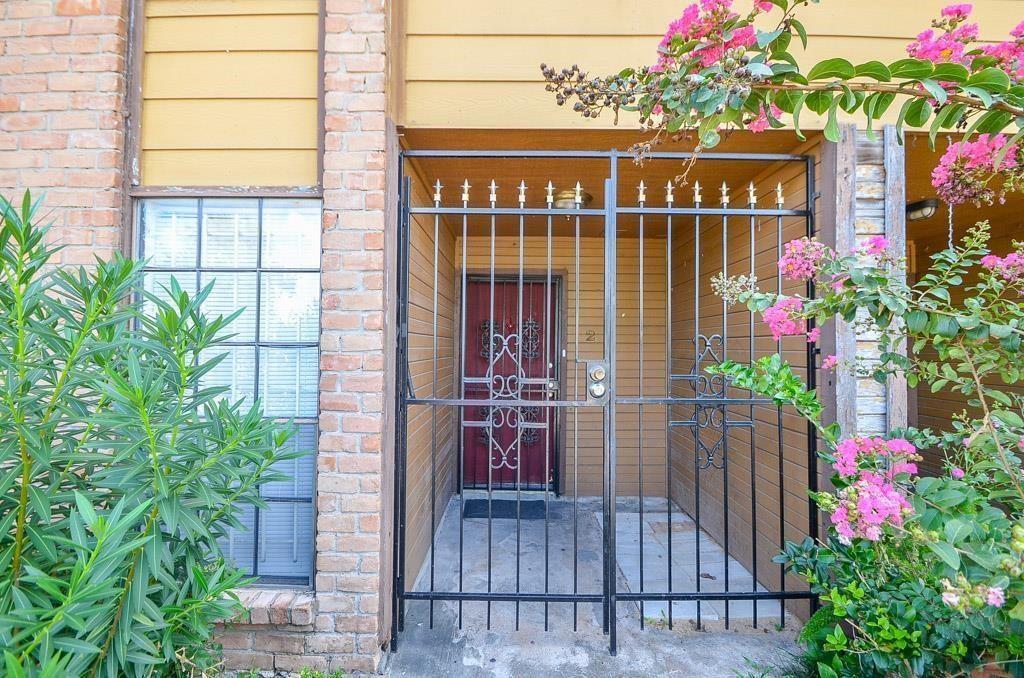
[{"x1": 400, "y1": 129, "x2": 820, "y2": 214}]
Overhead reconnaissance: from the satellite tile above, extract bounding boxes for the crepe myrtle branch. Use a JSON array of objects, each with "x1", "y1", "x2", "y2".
[{"x1": 540, "y1": 0, "x2": 1024, "y2": 188}]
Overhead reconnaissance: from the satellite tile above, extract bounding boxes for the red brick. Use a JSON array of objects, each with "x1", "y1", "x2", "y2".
[{"x1": 56, "y1": 0, "x2": 103, "y2": 15}]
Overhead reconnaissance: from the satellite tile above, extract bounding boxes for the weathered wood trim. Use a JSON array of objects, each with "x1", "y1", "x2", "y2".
[
  {"x1": 833, "y1": 123, "x2": 859, "y2": 438},
  {"x1": 380, "y1": 117, "x2": 400, "y2": 647},
  {"x1": 884, "y1": 125, "x2": 908, "y2": 430},
  {"x1": 128, "y1": 185, "x2": 323, "y2": 198},
  {"x1": 120, "y1": 0, "x2": 145, "y2": 252}
]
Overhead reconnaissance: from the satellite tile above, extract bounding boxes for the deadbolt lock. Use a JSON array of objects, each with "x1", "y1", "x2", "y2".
[{"x1": 586, "y1": 361, "x2": 608, "y2": 401}]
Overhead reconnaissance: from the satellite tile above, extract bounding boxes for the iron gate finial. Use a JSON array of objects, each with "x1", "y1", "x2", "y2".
[
  {"x1": 518, "y1": 180, "x2": 527, "y2": 206},
  {"x1": 776, "y1": 182, "x2": 784, "y2": 205},
  {"x1": 433, "y1": 179, "x2": 442, "y2": 204},
  {"x1": 720, "y1": 182, "x2": 730, "y2": 205},
  {"x1": 489, "y1": 180, "x2": 498, "y2": 205},
  {"x1": 637, "y1": 180, "x2": 646, "y2": 204},
  {"x1": 573, "y1": 181, "x2": 583, "y2": 205},
  {"x1": 461, "y1": 179, "x2": 471, "y2": 204},
  {"x1": 693, "y1": 181, "x2": 702, "y2": 204},
  {"x1": 748, "y1": 182, "x2": 756, "y2": 205},
  {"x1": 545, "y1": 181, "x2": 555, "y2": 205},
  {"x1": 665, "y1": 180, "x2": 674, "y2": 204}
]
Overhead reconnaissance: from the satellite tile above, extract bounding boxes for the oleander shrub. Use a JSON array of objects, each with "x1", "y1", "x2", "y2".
[{"x1": 0, "y1": 192, "x2": 294, "y2": 676}]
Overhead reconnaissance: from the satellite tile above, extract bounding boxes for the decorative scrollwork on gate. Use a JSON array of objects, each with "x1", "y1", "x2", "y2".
[
  {"x1": 477, "y1": 319, "x2": 547, "y2": 471},
  {"x1": 692, "y1": 333, "x2": 728, "y2": 469}
]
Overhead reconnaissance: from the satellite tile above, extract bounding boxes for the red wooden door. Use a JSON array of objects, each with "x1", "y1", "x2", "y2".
[{"x1": 462, "y1": 278, "x2": 558, "y2": 489}]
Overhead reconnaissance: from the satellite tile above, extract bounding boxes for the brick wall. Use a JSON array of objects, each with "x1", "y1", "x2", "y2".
[{"x1": 0, "y1": 0, "x2": 127, "y2": 262}]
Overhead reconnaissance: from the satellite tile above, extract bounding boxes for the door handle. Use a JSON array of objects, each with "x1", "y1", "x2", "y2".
[{"x1": 546, "y1": 380, "x2": 559, "y2": 399}]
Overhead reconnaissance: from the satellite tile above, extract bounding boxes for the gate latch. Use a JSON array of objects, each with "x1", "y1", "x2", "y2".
[{"x1": 586, "y1": 361, "x2": 608, "y2": 401}]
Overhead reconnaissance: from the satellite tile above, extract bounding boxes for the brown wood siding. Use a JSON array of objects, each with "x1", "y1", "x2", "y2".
[{"x1": 403, "y1": 173, "x2": 458, "y2": 582}]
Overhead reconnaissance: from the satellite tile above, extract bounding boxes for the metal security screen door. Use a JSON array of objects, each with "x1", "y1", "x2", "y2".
[
  {"x1": 392, "y1": 149, "x2": 820, "y2": 655},
  {"x1": 462, "y1": 276, "x2": 560, "y2": 490}
]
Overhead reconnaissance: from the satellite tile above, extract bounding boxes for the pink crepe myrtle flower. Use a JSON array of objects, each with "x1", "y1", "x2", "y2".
[
  {"x1": 749, "y1": 103, "x2": 783, "y2": 134},
  {"x1": 987, "y1": 587, "x2": 1006, "y2": 607},
  {"x1": 932, "y1": 134, "x2": 1020, "y2": 205},
  {"x1": 857, "y1": 236, "x2": 889, "y2": 257},
  {"x1": 762, "y1": 296, "x2": 806, "y2": 341},
  {"x1": 941, "y1": 4, "x2": 973, "y2": 18},
  {"x1": 830, "y1": 471, "x2": 913, "y2": 543},
  {"x1": 980, "y1": 252, "x2": 1024, "y2": 281},
  {"x1": 778, "y1": 236, "x2": 833, "y2": 281},
  {"x1": 653, "y1": 0, "x2": 766, "y2": 71},
  {"x1": 907, "y1": 4, "x2": 978, "y2": 67},
  {"x1": 821, "y1": 354, "x2": 839, "y2": 370},
  {"x1": 832, "y1": 436, "x2": 920, "y2": 479},
  {"x1": 806, "y1": 326, "x2": 821, "y2": 343},
  {"x1": 950, "y1": 467, "x2": 965, "y2": 479}
]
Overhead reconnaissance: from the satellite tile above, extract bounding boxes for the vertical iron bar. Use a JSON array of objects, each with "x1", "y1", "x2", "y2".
[
  {"x1": 721, "y1": 184, "x2": 731, "y2": 631},
  {"x1": 574, "y1": 184, "x2": 582, "y2": 633},
  {"x1": 693, "y1": 187, "x2": 702, "y2": 630},
  {"x1": 605, "y1": 160, "x2": 619, "y2": 655},
  {"x1": 805, "y1": 156, "x2": 820, "y2": 615},
  {"x1": 392, "y1": 171, "x2": 412, "y2": 645},
  {"x1": 487, "y1": 181, "x2": 496, "y2": 630},
  {"x1": 459, "y1": 182, "x2": 468, "y2": 629},
  {"x1": 748, "y1": 185, "x2": 758, "y2": 629},
  {"x1": 665, "y1": 185, "x2": 674, "y2": 631},
  {"x1": 515, "y1": 185, "x2": 525, "y2": 630},
  {"x1": 544, "y1": 186, "x2": 553, "y2": 631},
  {"x1": 776, "y1": 184, "x2": 786, "y2": 627},
  {"x1": 637, "y1": 184, "x2": 645, "y2": 629},
  {"x1": 429, "y1": 184, "x2": 440, "y2": 628}
]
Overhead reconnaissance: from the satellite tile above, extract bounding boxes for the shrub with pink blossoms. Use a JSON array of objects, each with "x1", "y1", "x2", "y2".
[
  {"x1": 981, "y1": 252, "x2": 1024, "y2": 281},
  {"x1": 761, "y1": 296, "x2": 805, "y2": 341},
  {"x1": 931, "y1": 134, "x2": 1024, "y2": 205},
  {"x1": 832, "y1": 436, "x2": 921, "y2": 480},
  {"x1": 830, "y1": 471, "x2": 913, "y2": 545},
  {"x1": 778, "y1": 236, "x2": 833, "y2": 281}
]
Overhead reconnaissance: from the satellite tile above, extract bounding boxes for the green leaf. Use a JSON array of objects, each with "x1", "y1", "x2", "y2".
[
  {"x1": 791, "y1": 18, "x2": 808, "y2": 49},
  {"x1": 967, "y1": 67, "x2": 1011, "y2": 93},
  {"x1": 918, "y1": 79, "x2": 948, "y2": 106},
  {"x1": 807, "y1": 58, "x2": 856, "y2": 81},
  {"x1": 927, "y1": 541, "x2": 961, "y2": 570},
  {"x1": 889, "y1": 58, "x2": 934, "y2": 79},
  {"x1": 931, "y1": 62, "x2": 969, "y2": 83},
  {"x1": 757, "y1": 28, "x2": 785, "y2": 49},
  {"x1": 905, "y1": 99, "x2": 933, "y2": 128},
  {"x1": 854, "y1": 61, "x2": 891, "y2": 82},
  {"x1": 906, "y1": 310, "x2": 928, "y2": 333},
  {"x1": 805, "y1": 91, "x2": 833, "y2": 115},
  {"x1": 824, "y1": 96, "x2": 842, "y2": 142}
]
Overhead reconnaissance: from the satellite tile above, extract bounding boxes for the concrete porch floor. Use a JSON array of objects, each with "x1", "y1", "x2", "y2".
[{"x1": 387, "y1": 493, "x2": 802, "y2": 677}]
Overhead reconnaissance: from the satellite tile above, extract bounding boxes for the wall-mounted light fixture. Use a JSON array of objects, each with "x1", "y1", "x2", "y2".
[
  {"x1": 553, "y1": 188, "x2": 593, "y2": 210},
  {"x1": 906, "y1": 198, "x2": 939, "y2": 221}
]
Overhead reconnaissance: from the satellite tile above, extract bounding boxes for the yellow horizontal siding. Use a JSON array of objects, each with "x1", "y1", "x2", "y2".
[
  {"x1": 145, "y1": 0, "x2": 318, "y2": 17},
  {"x1": 142, "y1": 150, "x2": 319, "y2": 186},
  {"x1": 141, "y1": 100, "x2": 318, "y2": 149},
  {"x1": 140, "y1": 1, "x2": 318, "y2": 187},
  {"x1": 144, "y1": 15, "x2": 318, "y2": 52},
  {"x1": 143, "y1": 53, "x2": 317, "y2": 99},
  {"x1": 400, "y1": 0, "x2": 1024, "y2": 128}
]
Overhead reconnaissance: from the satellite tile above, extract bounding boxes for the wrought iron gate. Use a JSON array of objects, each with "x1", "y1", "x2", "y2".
[{"x1": 391, "y1": 149, "x2": 820, "y2": 655}]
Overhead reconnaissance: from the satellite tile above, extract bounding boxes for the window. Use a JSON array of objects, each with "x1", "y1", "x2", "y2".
[{"x1": 137, "y1": 198, "x2": 321, "y2": 586}]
